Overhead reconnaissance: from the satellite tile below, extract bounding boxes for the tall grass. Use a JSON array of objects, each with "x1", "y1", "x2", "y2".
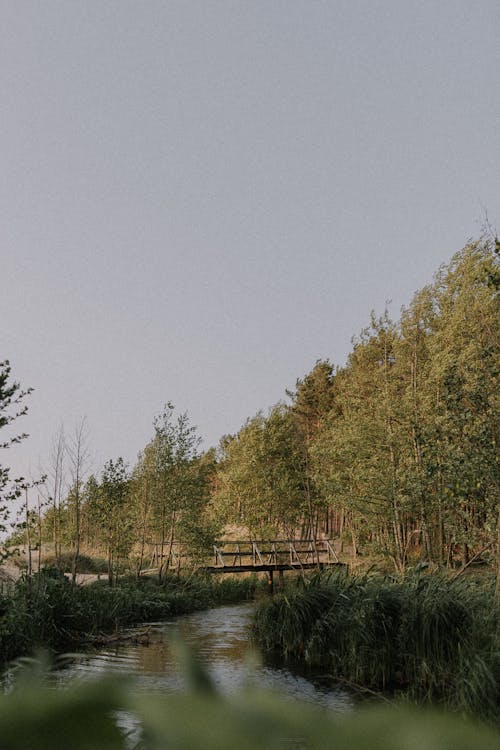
[
  {"x1": 0, "y1": 569, "x2": 259, "y2": 667},
  {"x1": 253, "y1": 570, "x2": 500, "y2": 721}
]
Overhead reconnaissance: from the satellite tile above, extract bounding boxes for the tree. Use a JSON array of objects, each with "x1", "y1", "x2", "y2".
[
  {"x1": 423, "y1": 242, "x2": 499, "y2": 573},
  {"x1": 144, "y1": 403, "x2": 213, "y2": 579},
  {"x1": 129, "y1": 449, "x2": 154, "y2": 577},
  {"x1": 288, "y1": 360, "x2": 337, "y2": 544},
  {"x1": 17, "y1": 482, "x2": 46, "y2": 575},
  {"x1": 66, "y1": 418, "x2": 90, "y2": 584},
  {"x1": 312, "y1": 315, "x2": 414, "y2": 568},
  {"x1": 0, "y1": 360, "x2": 32, "y2": 538},
  {"x1": 87, "y1": 458, "x2": 132, "y2": 584},
  {"x1": 212, "y1": 405, "x2": 309, "y2": 539},
  {"x1": 40, "y1": 425, "x2": 66, "y2": 566}
]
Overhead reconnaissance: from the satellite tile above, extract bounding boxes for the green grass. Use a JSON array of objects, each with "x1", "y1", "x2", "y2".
[
  {"x1": 253, "y1": 570, "x2": 500, "y2": 721},
  {"x1": 42, "y1": 552, "x2": 109, "y2": 573}
]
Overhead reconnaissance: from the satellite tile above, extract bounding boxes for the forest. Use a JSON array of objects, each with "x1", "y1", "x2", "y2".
[{"x1": 8, "y1": 237, "x2": 499, "y2": 585}]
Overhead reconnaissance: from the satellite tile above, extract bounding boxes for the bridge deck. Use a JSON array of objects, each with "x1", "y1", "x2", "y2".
[{"x1": 203, "y1": 561, "x2": 344, "y2": 574}]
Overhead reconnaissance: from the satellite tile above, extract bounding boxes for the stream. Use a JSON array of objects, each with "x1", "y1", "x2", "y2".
[{"x1": 55, "y1": 602, "x2": 352, "y2": 711}]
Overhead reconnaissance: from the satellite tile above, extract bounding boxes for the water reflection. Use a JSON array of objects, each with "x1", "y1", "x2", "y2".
[{"x1": 56, "y1": 603, "x2": 352, "y2": 711}]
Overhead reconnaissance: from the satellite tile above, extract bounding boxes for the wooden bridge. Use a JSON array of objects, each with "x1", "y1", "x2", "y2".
[
  {"x1": 149, "y1": 538, "x2": 342, "y2": 587},
  {"x1": 207, "y1": 538, "x2": 339, "y2": 573}
]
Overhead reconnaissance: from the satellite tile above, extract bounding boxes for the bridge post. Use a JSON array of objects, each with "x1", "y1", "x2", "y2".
[{"x1": 268, "y1": 569, "x2": 274, "y2": 593}]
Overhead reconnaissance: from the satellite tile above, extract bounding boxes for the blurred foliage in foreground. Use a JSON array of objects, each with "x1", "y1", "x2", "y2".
[{"x1": 0, "y1": 659, "x2": 499, "y2": 750}]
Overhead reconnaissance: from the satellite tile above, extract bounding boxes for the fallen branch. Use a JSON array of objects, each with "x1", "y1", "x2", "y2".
[
  {"x1": 315, "y1": 674, "x2": 392, "y2": 702},
  {"x1": 450, "y1": 542, "x2": 494, "y2": 580},
  {"x1": 86, "y1": 628, "x2": 151, "y2": 646}
]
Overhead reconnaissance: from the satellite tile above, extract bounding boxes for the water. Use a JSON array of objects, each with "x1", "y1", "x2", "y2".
[{"x1": 55, "y1": 603, "x2": 352, "y2": 712}]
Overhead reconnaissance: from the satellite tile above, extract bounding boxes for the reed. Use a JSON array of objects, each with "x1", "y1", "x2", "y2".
[
  {"x1": 0, "y1": 569, "x2": 259, "y2": 667},
  {"x1": 253, "y1": 570, "x2": 500, "y2": 720}
]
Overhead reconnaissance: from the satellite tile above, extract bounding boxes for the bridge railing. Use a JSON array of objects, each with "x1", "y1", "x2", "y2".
[
  {"x1": 145, "y1": 538, "x2": 339, "y2": 571},
  {"x1": 211, "y1": 539, "x2": 339, "y2": 568}
]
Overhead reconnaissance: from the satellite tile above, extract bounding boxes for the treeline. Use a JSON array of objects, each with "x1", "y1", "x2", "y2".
[
  {"x1": 25, "y1": 404, "x2": 219, "y2": 583},
  {"x1": 214, "y1": 239, "x2": 499, "y2": 572},
  {"x1": 16, "y1": 238, "x2": 499, "y2": 578}
]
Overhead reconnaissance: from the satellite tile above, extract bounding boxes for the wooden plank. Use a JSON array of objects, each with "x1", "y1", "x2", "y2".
[{"x1": 202, "y1": 562, "x2": 346, "y2": 574}]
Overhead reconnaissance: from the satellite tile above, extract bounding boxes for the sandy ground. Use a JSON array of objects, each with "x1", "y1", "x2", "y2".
[
  {"x1": 0, "y1": 561, "x2": 20, "y2": 583},
  {"x1": 0, "y1": 558, "x2": 103, "y2": 586}
]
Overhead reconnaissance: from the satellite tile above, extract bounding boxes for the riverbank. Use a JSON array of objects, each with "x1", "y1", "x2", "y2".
[
  {"x1": 0, "y1": 569, "x2": 259, "y2": 667},
  {"x1": 252, "y1": 569, "x2": 500, "y2": 722},
  {"x1": 1, "y1": 570, "x2": 500, "y2": 748}
]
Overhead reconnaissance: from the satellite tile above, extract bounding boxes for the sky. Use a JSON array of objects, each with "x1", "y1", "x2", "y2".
[{"x1": 1, "y1": 1, "x2": 499, "y2": 489}]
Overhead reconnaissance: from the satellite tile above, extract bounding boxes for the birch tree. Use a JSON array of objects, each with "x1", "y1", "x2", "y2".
[{"x1": 66, "y1": 418, "x2": 90, "y2": 584}]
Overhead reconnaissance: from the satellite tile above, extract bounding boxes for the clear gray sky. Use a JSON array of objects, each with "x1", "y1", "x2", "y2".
[{"x1": 1, "y1": 1, "x2": 499, "y2": 484}]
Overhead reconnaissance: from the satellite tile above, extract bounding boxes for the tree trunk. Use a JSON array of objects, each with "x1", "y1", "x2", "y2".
[
  {"x1": 37, "y1": 494, "x2": 42, "y2": 573},
  {"x1": 495, "y1": 504, "x2": 500, "y2": 600},
  {"x1": 25, "y1": 487, "x2": 32, "y2": 577}
]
